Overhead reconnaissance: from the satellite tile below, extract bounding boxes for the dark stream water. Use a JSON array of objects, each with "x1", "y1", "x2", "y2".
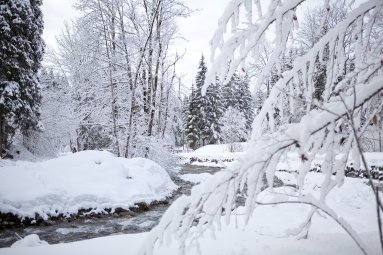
[{"x1": 0, "y1": 165, "x2": 220, "y2": 248}]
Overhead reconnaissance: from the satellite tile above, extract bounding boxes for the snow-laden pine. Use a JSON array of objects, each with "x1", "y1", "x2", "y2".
[{"x1": 0, "y1": 0, "x2": 45, "y2": 158}]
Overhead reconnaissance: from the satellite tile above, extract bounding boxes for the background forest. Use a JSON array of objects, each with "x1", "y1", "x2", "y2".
[{"x1": 1, "y1": 0, "x2": 382, "y2": 167}]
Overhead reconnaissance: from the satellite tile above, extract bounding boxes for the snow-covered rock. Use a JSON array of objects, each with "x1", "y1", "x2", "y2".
[
  {"x1": 0, "y1": 151, "x2": 177, "y2": 220},
  {"x1": 10, "y1": 234, "x2": 48, "y2": 248}
]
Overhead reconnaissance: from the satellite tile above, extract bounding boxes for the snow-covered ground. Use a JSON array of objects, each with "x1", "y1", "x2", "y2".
[
  {"x1": 0, "y1": 151, "x2": 177, "y2": 220},
  {"x1": 1, "y1": 172, "x2": 380, "y2": 254},
  {"x1": 277, "y1": 151, "x2": 383, "y2": 172},
  {"x1": 180, "y1": 143, "x2": 246, "y2": 167},
  {"x1": 181, "y1": 143, "x2": 383, "y2": 173}
]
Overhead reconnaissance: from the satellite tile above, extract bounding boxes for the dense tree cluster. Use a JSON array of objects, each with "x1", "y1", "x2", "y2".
[
  {"x1": 185, "y1": 56, "x2": 254, "y2": 149},
  {"x1": 22, "y1": 69, "x2": 73, "y2": 157},
  {"x1": 44, "y1": 0, "x2": 189, "y2": 168}
]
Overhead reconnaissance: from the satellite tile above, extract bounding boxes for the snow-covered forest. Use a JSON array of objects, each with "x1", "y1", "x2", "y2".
[{"x1": 1, "y1": 0, "x2": 383, "y2": 254}]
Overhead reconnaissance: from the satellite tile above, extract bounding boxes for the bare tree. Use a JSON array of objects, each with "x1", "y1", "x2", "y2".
[{"x1": 48, "y1": 0, "x2": 189, "y2": 167}]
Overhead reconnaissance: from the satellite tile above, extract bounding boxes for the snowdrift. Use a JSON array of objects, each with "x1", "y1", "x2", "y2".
[{"x1": 0, "y1": 151, "x2": 177, "y2": 220}]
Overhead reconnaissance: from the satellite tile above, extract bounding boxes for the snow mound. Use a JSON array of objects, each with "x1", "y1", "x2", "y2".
[
  {"x1": 0, "y1": 151, "x2": 177, "y2": 219},
  {"x1": 11, "y1": 234, "x2": 48, "y2": 248}
]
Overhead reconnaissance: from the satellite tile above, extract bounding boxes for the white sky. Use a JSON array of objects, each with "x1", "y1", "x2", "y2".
[{"x1": 41, "y1": 0, "x2": 231, "y2": 92}]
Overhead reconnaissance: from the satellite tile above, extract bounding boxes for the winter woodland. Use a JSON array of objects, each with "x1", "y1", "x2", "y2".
[{"x1": 1, "y1": 0, "x2": 383, "y2": 254}]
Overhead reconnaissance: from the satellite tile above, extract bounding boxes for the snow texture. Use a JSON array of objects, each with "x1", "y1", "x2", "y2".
[
  {"x1": 1, "y1": 173, "x2": 380, "y2": 254},
  {"x1": 0, "y1": 151, "x2": 177, "y2": 219},
  {"x1": 181, "y1": 143, "x2": 246, "y2": 161}
]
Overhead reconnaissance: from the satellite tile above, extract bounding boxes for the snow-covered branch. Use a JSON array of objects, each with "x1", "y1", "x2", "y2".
[{"x1": 143, "y1": 0, "x2": 383, "y2": 254}]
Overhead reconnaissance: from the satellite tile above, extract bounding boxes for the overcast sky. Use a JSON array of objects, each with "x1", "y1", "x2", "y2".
[{"x1": 41, "y1": 0, "x2": 231, "y2": 92}]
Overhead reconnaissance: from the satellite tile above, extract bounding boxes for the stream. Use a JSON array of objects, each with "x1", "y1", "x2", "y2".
[{"x1": 0, "y1": 165, "x2": 220, "y2": 248}]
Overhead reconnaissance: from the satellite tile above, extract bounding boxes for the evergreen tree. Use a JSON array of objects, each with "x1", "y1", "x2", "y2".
[
  {"x1": 190, "y1": 55, "x2": 207, "y2": 146},
  {"x1": 185, "y1": 55, "x2": 226, "y2": 148},
  {"x1": 236, "y1": 71, "x2": 254, "y2": 131},
  {"x1": 0, "y1": 0, "x2": 44, "y2": 157},
  {"x1": 221, "y1": 70, "x2": 254, "y2": 133},
  {"x1": 312, "y1": 54, "x2": 327, "y2": 102},
  {"x1": 193, "y1": 55, "x2": 207, "y2": 146},
  {"x1": 208, "y1": 77, "x2": 224, "y2": 143},
  {"x1": 185, "y1": 85, "x2": 200, "y2": 150},
  {"x1": 222, "y1": 71, "x2": 241, "y2": 109},
  {"x1": 200, "y1": 79, "x2": 223, "y2": 145}
]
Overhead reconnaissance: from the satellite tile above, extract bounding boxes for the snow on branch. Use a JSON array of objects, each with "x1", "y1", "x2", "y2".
[
  {"x1": 204, "y1": 0, "x2": 305, "y2": 94},
  {"x1": 143, "y1": 0, "x2": 383, "y2": 254}
]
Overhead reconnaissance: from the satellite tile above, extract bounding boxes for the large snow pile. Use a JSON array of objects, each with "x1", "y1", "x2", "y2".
[
  {"x1": 0, "y1": 151, "x2": 177, "y2": 220},
  {"x1": 1, "y1": 172, "x2": 380, "y2": 254}
]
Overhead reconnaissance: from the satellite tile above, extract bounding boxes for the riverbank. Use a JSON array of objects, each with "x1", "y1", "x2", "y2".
[
  {"x1": 0, "y1": 164, "x2": 221, "y2": 248},
  {"x1": 181, "y1": 144, "x2": 383, "y2": 179},
  {"x1": 1, "y1": 172, "x2": 380, "y2": 255},
  {"x1": 0, "y1": 151, "x2": 177, "y2": 229}
]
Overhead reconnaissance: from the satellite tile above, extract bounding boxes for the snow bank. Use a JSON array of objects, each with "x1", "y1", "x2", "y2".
[
  {"x1": 0, "y1": 151, "x2": 177, "y2": 220},
  {"x1": 276, "y1": 152, "x2": 383, "y2": 172},
  {"x1": 180, "y1": 143, "x2": 247, "y2": 165},
  {"x1": 192, "y1": 142, "x2": 246, "y2": 155}
]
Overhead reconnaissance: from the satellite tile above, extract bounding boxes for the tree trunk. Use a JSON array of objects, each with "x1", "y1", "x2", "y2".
[
  {"x1": 147, "y1": 13, "x2": 163, "y2": 137},
  {"x1": 0, "y1": 118, "x2": 6, "y2": 157},
  {"x1": 98, "y1": 0, "x2": 120, "y2": 156}
]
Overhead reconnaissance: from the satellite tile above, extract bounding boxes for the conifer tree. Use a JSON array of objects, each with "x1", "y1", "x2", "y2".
[
  {"x1": 185, "y1": 85, "x2": 200, "y2": 150},
  {"x1": 236, "y1": 71, "x2": 254, "y2": 130},
  {"x1": 192, "y1": 55, "x2": 208, "y2": 146},
  {"x1": 208, "y1": 77, "x2": 224, "y2": 143},
  {"x1": 185, "y1": 55, "x2": 226, "y2": 148},
  {"x1": 222, "y1": 71, "x2": 241, "y2": 109},
  {"x1": 0, "y1": 0, "x2": 44, "y2": 157},
  {"x1": 221, "y1": 70, "x2": 254, "y2": 133},
  {"x1": 200, "y1": 80, "x2": 223, "y2": 145}
]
